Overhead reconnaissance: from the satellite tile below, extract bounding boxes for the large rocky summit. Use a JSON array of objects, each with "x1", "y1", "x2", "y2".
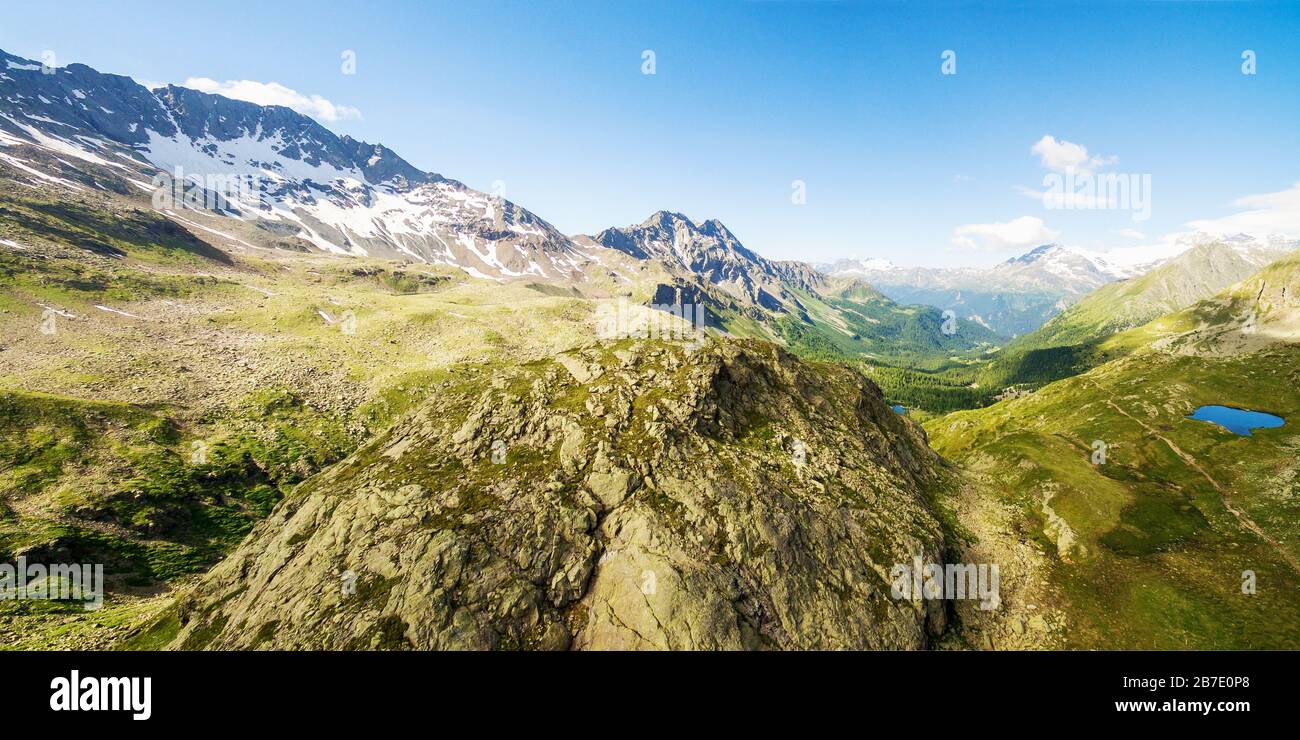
[{"x1": 161, "y1": 339, "x2": 954, "y2": 649}]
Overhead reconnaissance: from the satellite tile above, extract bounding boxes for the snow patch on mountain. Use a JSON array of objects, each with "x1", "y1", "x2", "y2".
[{"x1": 0, "y1": 48, "x2": 605, "y2": 281}]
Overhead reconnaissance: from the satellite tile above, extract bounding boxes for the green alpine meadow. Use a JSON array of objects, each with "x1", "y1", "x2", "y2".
[{"x1": 2, "y1": 1, "x2": 1298, "y2": 657}]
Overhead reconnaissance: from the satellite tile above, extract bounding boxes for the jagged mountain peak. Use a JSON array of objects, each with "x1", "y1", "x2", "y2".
[
  {"x1": 697, "y1": 217, "x2": 736, "y2": 239},
  {"x1": 605, "y1": 209, "x2": 759, "y2": 252},
  {"x1": 594, "y1": 211, "x2": 774, "y2": 288},
  {"x1": 0, "y1": 47, "x2": 594, "y2": 279},
  {"x1": 641, "y1": 209, "x2": 691, "y2": 227},
  {"x1": 634, "y1": 211, "x2": 739, "y2": 241},
  {"x1": 145, "y1": 82, "x2": 441, "y2": 188}
]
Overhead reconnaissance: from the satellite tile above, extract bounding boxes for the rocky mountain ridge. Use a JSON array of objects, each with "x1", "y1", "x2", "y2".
[
  {"x1": 1, "y1": 48, "x2": 991, "y2": 363},
  {"x1": 158, "y1": 339, "x2": 957, "y2": 650},
  {"x1": 0, "y1": 48, "x2": 592, "y2": 280}
]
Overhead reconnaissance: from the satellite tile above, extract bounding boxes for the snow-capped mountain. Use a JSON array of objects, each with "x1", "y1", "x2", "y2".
[
  {"x1": 1013, "y1": 236, "x2": 1297, "y2": 351},
  {"x1": 10, "y1": 48, "x2": 1283, "y2": 346},
  {"x1": 831, "y1": 257, "x2": 898, "y2": 274},
  {"x1": 0, "y1": 48, "x2": 592, "y2": 280},
  {"x1": 586, "y1": 211, "x2": 823, "y2": 308},
  {"x1": 1165, "y1": 231, "x2": 1297, "y2": 263},
  {"x1": 820, "y1": 242, "x2": 1182, "y2": 336},
  {"x1": 582, "y1": 210, "x2": 1002, "y2": 356},
  {"x1": 997, "y1": 243, "x2": 1129, "y2": 290},
  {"x1": 4, "y1": 46, "x2": 927, "y2": 346},
  {"x1": 826, "y1": 243, "x2": 1141, "y2": 294}
]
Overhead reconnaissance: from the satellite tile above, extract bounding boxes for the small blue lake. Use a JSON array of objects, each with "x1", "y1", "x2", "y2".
[
  {"x1": 891, "y1": 405, "x2": 907, "y2": 415},
  {"x1": 1187, "y1": 405, "x2": 1285, "y2": 436}
]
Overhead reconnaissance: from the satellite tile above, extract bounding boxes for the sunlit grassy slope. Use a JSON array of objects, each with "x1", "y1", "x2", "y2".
[{"x1": 926, "y1": 255, "x2": 1300, "y2": 648}]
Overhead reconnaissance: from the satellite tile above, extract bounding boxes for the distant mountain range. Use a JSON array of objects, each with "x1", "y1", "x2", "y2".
[
  {"x1": 1010, "y1": 234, "x2": 1295, "y2": 352},
  {"x1": 820, "y1": 243, "x2": 1176, "y2": 337},
  {"x1": 2, "y1": 47, "x2": 1287, "y2": 367},
  {"x1": 0, "y1": 47, "x2": 1000, "y2": 368}
]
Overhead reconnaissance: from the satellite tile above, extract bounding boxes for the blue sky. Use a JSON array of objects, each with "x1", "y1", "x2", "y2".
[{"x1": 3, "y1": 0, "x2": 1299, "y2": 266}]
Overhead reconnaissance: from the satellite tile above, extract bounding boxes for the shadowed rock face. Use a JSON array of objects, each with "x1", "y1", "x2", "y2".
[
  {"x1": 164, "y1": 339, "x2": 953, "y2": 650},
  {"x1": 592, "y1": 211, "x2": 821, "y2": 308}
]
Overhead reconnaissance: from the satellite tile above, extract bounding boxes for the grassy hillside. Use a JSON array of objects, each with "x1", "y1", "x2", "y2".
[
  {"x1": 0, "y1": 183, "x2": 646, "y2": 647},
  {"x1": 1014, "y1": 242, "x2": 1285, "y2": 352},
  {"x1": 5, "y1": 165, "x2": 1298, "y2": 651},
  {"x1": 774, "y1": 285, "x2": 1001, "y2": 367},
  {"x1": 860, "y1": 244, "x2": 1299, "y2": 415},
  {"x1": 964, "y1": 242, "x2": 1297, "y2": 393},
  {"x1": 925, "y1": 256, "x2": 1300, "y2": 648}
]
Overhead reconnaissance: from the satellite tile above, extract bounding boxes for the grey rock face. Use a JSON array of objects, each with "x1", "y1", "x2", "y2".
[
  {"x1": 590, "y1": 211, "x2": 835, "y2": 322},
  {"x1": 162, "y1": 339, "x2": 953, "y2": 650},
  {"x1": 1, "y1": 51, "x2": 175, "y2": 147},
  {"x1": 593, "y1": 211, "x2": 782, "y2": 296}
]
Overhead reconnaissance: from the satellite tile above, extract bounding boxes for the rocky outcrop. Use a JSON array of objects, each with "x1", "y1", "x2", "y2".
[
  {"x1": 161, "y1": 339, "x2": 954, "y2": 650},
  {"x1": 591, "y1": 212, "x2": 816, "y2": 315}
]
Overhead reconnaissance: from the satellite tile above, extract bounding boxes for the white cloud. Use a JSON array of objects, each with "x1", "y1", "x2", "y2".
[
  {"x1": 950, "y1": 216, "x2": 1059, "y2": 251},
  {"x1": 1031, "y1": 135, "x2": 1115, "y2": 173},
  {"x1": 1185, "y1": 181, "x2": 1300, "y2": 237},
  {"x1": 952, "y1": 174, "x2": 973, "y2": 183},
  {"x1": 181, "y1": 77, "x2": 361, "y2": 122},
  {"x1": 1117, "y1": 228, "x2": 1146, "y2": 239}
]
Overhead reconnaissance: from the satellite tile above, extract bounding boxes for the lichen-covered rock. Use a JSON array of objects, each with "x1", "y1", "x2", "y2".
[{"x1": 162, "y1": 338, "x2": 954, "y2": 650}]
